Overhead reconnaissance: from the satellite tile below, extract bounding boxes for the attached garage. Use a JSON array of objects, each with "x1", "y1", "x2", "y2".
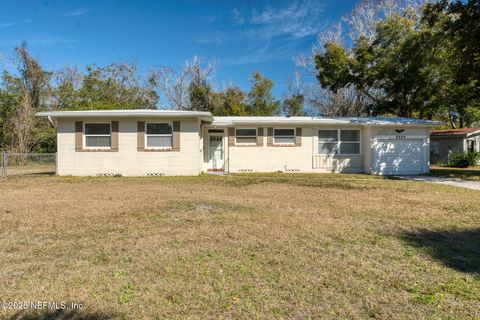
[{"x1": 372, "y1": 139, "x2": 426, "y2": 175}]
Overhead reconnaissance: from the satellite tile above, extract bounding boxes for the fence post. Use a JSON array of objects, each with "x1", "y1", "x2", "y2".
[{"x1": 1, "y1": 151, "x2": 6, "y2": 179}]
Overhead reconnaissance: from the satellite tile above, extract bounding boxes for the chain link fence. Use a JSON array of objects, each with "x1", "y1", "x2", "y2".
[{"x1": 1, "y1": 152, "x2": 56, "y2": 178}]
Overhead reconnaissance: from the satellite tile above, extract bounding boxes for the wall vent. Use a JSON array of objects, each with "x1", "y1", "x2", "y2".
[
  {"x1": 284, "y1": 168, "x2": 301, "y2": 173},
  {"x1": 147, "y1": 172, "x2": 165, "y2": 176},
  {"x1": 96, "y1": 173, "x2": 122, "y2": 177},
  {"x1": 238, "y1": 169, "x2": 254, "y2": 173}
]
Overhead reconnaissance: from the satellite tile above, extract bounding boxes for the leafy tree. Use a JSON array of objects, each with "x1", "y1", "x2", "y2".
[
  {"x1": 73, "y1": 64, "x2": 158, "y2": 110},
  {"x1": 0, "y1": 72, "x2": 22, "y2": 150},
  {"x1": 423, "y1": 0, "x2": 480, "y2": 127},
  {"x1": 3, "y1": 44, "x2": 51, "y2": 153},
  {"x1": 315, "y1": 10, "x2": 444, "y2": 119},
  {"x1": 220, "y1": 86, "x2": 248, "y2": 116},
  {"x1": 282, "y1": 94, "x2": 304, "y2": 116},
  {"x1": 247, "y1": 72, "x2": 280, "y2": 116},
  {"x1": 188, "y1": 81, "x2": 214, "y2": 112}
]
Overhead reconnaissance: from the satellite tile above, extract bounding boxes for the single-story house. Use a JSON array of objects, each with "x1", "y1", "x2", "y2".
[
  {"x1": 37, "y1": 110, "x2": 439, "y2": 176},
  {"x1": 430, "y1": 128, "x2": 480, "y2": 164}
]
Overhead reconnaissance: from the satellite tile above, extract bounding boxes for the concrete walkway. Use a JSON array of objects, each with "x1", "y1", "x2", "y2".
[{"x1": 396, "y1": 175, "x2": 480, "y2": 191}]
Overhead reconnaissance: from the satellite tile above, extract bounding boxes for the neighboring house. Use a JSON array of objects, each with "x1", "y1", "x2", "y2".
[
  {"x1": 430, "y1": 128, "x2": 480, "y2": 164},
  {"x1": 37, "y1": 110, "x2": 439, "y2": 176}
]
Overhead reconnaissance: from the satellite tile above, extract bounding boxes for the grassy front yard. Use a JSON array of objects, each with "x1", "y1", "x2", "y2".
[
  {"x1": 0, "y1": 173, "x2": 479, "y2": 319},
  {"x1": 429, "y1": 165, "x2": 480, "y2": 181}
]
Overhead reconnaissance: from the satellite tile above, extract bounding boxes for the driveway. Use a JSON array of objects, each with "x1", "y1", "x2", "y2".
[{"x1": 396, "y1": 176, "x2": 480, "y2": 191}]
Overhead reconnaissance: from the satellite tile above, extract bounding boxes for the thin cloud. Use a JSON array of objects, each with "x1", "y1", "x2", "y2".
[
  {"x1": 196, "y1": 1, "x2": 324, "y2": 43},
  {"x1": 0, "y1": 36, "x2": 77, "y2": 49},
  {"x1": 63, "y1": 8, "x2": 91, "y2": 17},
  {"x1": 231, "y1": 0, "x2": 325, "y2": 40},
  {"x1": 29, "y1": 36, "x2": 77, "y2": 47},
  {"x1": 0, "y1": 22, "x2": 15, "y2": 28},
  {"x1": 196, "y1": 1, "x2": 324, "y2": 64},
  {"x1": 222, "y1": 40, "x2": 301, "y2": 66},
  {"x1": 194, "y1": 32, "x2": 225, "y2": 45},
  {"x1": 0, "y1": 19, "x2": 34, "y2": 28},
  {"x1": 238, "y1": 1, "x2": 323, "y2": 26}
]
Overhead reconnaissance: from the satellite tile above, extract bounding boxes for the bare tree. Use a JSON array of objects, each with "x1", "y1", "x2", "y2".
[
  {"x1": 346, "y1": 0, "x2": 429, "y2": 41},
  {"x1": 295, "y1": 22, "x2": 344, "y2": 77},
  {"x1": 306, "y1": 84, "x2": 370, "y2": 117},
  {"x1": 55, "y1": 65, "x2": 83, "y2": 89},
  {"x1": 153, "y1": 56, "x2": 216, "y2": 110},
  {"x1": 287, "y1": 70, "x2": 303, "y2": 98},
  {"x1": 185, "y1": 56, "x2": 216, "y2": 87}
]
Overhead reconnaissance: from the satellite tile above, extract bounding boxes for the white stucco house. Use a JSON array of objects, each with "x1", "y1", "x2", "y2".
[{"x1": 37, "y1": 109, "x2": 439, "y2": 176}]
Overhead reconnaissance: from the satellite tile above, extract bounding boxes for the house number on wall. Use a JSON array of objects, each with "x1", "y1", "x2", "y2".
[{"x1": 395, "y1": 135, "x2": 406, "y2": 140}]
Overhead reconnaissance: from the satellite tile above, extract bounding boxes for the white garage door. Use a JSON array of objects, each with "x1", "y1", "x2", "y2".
[{"x1": 373, "y1": 139, "x2": 425, "y2": 175}]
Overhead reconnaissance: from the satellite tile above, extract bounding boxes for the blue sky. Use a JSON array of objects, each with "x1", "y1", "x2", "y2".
[{"x1": 0, "y1": 0, "x2": 357, "y2": 99}]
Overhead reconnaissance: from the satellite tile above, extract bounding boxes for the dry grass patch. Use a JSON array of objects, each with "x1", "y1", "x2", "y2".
[
  {"x1": 429, "y1": 165, "x2": 480, "y2": 181},
  {"x1": 0, "y1": 173, "x2": 479, "y2": 319}
]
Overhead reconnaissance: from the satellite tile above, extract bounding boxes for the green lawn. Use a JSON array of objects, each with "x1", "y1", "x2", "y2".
[{"x1": 0, "y1": 173, "x2": 479, "y2": 319}]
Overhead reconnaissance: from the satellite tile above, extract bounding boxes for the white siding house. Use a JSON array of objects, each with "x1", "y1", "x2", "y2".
[{"x1": 37, "y1": 110, "x2": 439, "y2": 176}]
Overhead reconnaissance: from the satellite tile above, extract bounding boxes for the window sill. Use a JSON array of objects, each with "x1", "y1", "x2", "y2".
[
  {"x1": 77, "y1": 148, "x2": 117, "y2": 152},
  {"x1": 315, "y1": 154, "x2": 362, "y2": 156},
  {"x1": 234, "y1": 144, "x2": 261, "y2": 147},
  {"x1": 142, "y1": 148, "x2": 179, "y2": 152}
]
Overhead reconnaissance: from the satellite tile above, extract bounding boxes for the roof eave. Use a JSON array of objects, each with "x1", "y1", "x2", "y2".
[
  {"x1": 211, "y1": 120, "x2": 440, "y2": 127},
  {"x1": 466, "y1": 131, "x2": 480, "y2": 137},
  {"x1": 36, "y1": 111, "x2": 213, "y2": 122},
  {"x1": 431, "y1": 134, "x2": 467, "y2": 138}
]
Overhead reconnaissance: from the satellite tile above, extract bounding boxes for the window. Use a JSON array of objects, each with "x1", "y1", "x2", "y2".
[
  {"x1": 84, "y1": 123, "x2": 111, "y2": 148},
  {"x1": 235, "y1": 128, "x2": 257, "y2": 145},
  {"x1": 145, "y1": 123, "x2": 172, "y2": 149},
  {"x1": 274, "y1": 129, "x2": 295, "y2": 145},
  {"x1": 318, "y1": 129, "x2": 360, "y2": 155},
  {"x1": 467, "y1": 140, "x2": 475, "y2": 153},
  {"x1": 318, "y1": 130, "x2": 338, "y2": 154},
  {"x1": 340, "y1": 130, "x2": 360, "y2": 155},
  {"x1": 430, "y1": 141, "x2": 440, "y2": 157}
]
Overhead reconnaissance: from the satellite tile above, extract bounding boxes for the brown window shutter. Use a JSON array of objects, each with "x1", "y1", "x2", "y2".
[
  {"x1": 172, "y1": 121, "x2": 180, "y2": 151},
  {"x1": 228, "y1": 127, "x2": 235, "y2": 146},
  {"x1": 75, "y1": 121, "x2": 83, "y2": 151},
  {"x1": 267, "y1": 127, "x2": 274, "y2": 146},
  {"x1": 295, "y1": 128, "x2": 302, "y2": 146},
  {"x1": 257, "y1": 128, "x2": 264, "y2": 146},
  {"x1": 111, "y1": 121, "x2": 119, "y2": 151},
  {"x1": 137, "y1": 121, "x2": 145, "y2": 151}
]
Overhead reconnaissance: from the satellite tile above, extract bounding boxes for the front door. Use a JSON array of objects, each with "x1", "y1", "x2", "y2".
[{"x1": 208, "y1": 134, "x2": 224, "y2": 172}]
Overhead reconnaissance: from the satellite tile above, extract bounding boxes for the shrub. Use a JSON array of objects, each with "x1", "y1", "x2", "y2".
[{"x1": 447, "y1": 152, "x2": 480, "y2": 168}]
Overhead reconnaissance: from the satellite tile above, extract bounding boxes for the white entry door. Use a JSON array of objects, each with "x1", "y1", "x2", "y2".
[
  {"x1": 208, "y1": 134, "x2": 224, "y2": 171},
  {"x1": 373, "y1": 139, "x2": 425, "y2": 175}
]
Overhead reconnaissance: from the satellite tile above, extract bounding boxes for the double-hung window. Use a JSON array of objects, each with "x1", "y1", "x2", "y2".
[
  {"x1": 235, "y1": 128, "x2": 257, "y2": 145},
  {"x1": 84, "y1": 123, "x2": 111, "y2": 148},
  {"x1": 145, "y1": 123, "x2": 172, "y2": 149},
  {"x1": 274, "y1": 129, "x2": 295, "y2": 145},
  {"x1": 340, "y1": 130, "x2": 360, "y2": 155},
  {"x1": 318, "y1": 130, "x2": 338, "y2": 154},
  {"x1": 467, "y1": 140, "x2": 475, "y2": 153},
  {"x1": 318, "y1": 129, "x2": 360, "y2": 155}
]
